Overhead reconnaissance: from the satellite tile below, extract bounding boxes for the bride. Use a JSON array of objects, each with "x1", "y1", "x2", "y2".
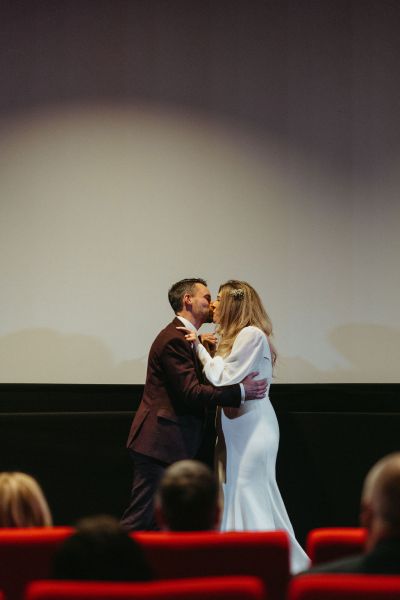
[{"x1": 181, "y1": 279, "x2": 309, "y2": 574}]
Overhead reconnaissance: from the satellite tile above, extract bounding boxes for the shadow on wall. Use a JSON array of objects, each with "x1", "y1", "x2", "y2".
[
  {"x1": 0, "y1": 328, "x2": 147, "y2": 383},
  {"x1": 1, "y1": 323, "x2": 400, "y2": 384},
  {"x1": 275, "y1": 324, "x2": 400, "y2": 383}
]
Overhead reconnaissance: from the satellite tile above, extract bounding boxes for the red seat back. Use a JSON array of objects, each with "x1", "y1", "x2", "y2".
[
  {"x1": 26, "y1": 576, "x2": 265, "y2": 600},
  {"x1": 0, "y1": 528, "x2": 73, "y2": 600},
  {"x1": 289, "y1": 574, "x2": 400, "y2": 600},
  {"x1": 305, "y1": 528, "x2": 367, "y2": 565},
  {"x1": 134, "y1": 530, "x2": 289, "y2": 600}
]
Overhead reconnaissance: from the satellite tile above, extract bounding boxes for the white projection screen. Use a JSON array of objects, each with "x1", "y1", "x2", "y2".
[{"x1": 0, "y1": 1, "x2": 399, "y2": 384}]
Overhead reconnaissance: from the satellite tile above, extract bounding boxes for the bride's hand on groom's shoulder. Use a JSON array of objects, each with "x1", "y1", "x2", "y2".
[
  {"x1": 198, "y1": 332, "x2": 217, "y2": 350},
  {"x1": 176, "y1": 326, "x2": 198, "y2": 345}
]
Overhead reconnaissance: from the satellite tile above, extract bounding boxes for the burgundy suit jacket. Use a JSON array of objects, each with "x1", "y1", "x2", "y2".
[{"x1": 127, "y1": 317, "x2": 241, "y2": 464}]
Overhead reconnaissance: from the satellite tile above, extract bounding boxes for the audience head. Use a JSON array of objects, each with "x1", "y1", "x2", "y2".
[
  {"x1": 53, "y1": 515, "x2": 151, "y2": 581},
  {"x1": 0, "y1": 472, "x2": 52, "y2": 527},
  {"x1": 155, "y1": 459, "x2": 220, "y2": 531},
  {"x1": 360, "y1": 453, "x2": 400, "y2": 550}
]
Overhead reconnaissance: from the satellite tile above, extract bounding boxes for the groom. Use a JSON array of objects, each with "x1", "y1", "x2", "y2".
[{"x1": 121, "y1": 277, "x2": 267, "y2": 531}]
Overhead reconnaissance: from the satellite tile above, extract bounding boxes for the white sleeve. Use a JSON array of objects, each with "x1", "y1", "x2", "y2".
[{"x1": 197, "y1": 327, "x2": 267, "y2": 387}]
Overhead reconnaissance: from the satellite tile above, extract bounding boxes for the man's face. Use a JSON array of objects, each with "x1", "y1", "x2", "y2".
[{"x1": 190, "y1": 283, "x2": 212, "y2": 325}]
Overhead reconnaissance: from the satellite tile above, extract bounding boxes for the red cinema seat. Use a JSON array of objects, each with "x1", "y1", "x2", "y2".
[
  {"x1": 0, "y1": 528, "x2": 73, "y2": 600},
  {"x1": 133, "y1": 530, "x2": 289, "y2": 600},
  {"x1": 26, "y1": 576, "x2": 265, "y2": 600},
  {"x1": 289, "y1": 574, "x2": 400, "y2": 600},
  {"x1": 305, "y1": 528, "x2": 367, "y2": 565}
]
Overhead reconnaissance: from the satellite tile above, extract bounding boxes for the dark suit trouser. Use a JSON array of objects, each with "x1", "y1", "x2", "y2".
[{"x1": 120, "y1": 450, "x2": 168, "y2": 531}]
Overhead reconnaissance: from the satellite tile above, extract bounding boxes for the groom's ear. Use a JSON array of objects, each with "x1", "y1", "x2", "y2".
[{"x1": 182, "y1": 292, "x2": 192, "y2": 309}]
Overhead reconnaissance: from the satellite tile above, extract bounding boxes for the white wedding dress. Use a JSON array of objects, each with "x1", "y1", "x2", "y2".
[{"x1": 197, "y1": 326, "x2": 310, "y2": 574}]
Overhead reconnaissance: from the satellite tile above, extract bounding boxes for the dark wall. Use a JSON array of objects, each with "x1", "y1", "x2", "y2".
[{"x1": 1, "y1": 383, "x2": 399, "y2": 545}]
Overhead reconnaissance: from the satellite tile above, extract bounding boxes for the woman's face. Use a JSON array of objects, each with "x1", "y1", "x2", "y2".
[{"x1": 212, "y1": 292, "x2": 222, "y2": 324}]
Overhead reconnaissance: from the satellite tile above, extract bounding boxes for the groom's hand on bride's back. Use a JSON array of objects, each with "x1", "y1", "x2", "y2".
[{"x1": 242, "y1": 372, "x2": 268, "y2": 400}]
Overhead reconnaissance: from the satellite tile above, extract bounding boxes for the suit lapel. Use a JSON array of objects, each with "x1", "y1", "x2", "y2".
[
  {"x1": 172, "y1": 317, "x2": 204, "y2": 382},
  {"x1": 192, "y1": 343, "x2": 204, "y2": 382}
]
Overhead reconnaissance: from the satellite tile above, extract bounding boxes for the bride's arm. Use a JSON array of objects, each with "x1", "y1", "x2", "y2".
[{"x1": 197, "y1": 327, "x2": 268, "y2": 386}]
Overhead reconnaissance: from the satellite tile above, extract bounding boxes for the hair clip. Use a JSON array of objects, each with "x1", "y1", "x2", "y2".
[{"x1": 230, "y1": 288, "x2": 245, "y2": 299}]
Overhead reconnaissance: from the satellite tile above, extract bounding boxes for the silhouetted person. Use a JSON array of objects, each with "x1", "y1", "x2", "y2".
[
  {"x1": 155, "y1": 460, "x2": 220, "y2": 531},
  {"x1": 303, "y1": 452, "x2": 400, "y2": 574},
  {"x1": 53, "y1": 515, "x2": 152, "y2": 581}
]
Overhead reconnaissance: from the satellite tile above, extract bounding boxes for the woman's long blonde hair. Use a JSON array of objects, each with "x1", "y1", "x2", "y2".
[
  {"x1": 216, "y1": 280, "x2": 277, "y2": 363},
  {"x1": 0, "y1": 472, "x2": 53, "y2": 528}
]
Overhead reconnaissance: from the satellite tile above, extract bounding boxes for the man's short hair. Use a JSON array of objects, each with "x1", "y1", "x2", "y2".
[
  {"x1": 156, "y1": 460, "x2": 218, "y2": 531},
  {"x1": 168, "y1": 278, "x2": 207, "y2": 313}
]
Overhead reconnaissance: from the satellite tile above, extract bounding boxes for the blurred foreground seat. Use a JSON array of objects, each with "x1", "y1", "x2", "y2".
[
  {"x1": 26, "y1": 576, "x2": 265, "y2": 600},
  {"x1": 305, "y1": 528, "x2": 367, "y2": 565},
  {"x1": 289, "y1": 573, "x2": 400, "y2": 600},
  {"x1": 133, "y1": 530, "x2": 289, "y2": 600},
  {"x1": 0, "y1": 527, "x2": 73, "y2": 600}
]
